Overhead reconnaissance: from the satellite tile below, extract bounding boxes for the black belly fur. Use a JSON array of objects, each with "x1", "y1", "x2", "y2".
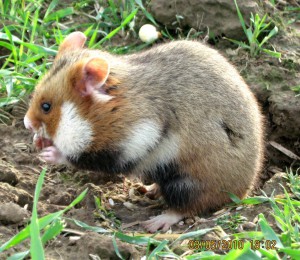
[{"x1": 67, "y1": 149, "x2": 137, "y2": 174}]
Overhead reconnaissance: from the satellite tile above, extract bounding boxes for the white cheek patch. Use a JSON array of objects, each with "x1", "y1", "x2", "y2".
[
  {"x1": 54, "y1": 101, "x2": 93, "y2": 159},
  {"x1": 120, "y1": 120, "x2": 162, "y2": 162}
]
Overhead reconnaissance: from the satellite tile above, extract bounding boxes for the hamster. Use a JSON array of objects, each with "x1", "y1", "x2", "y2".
[{"x1": 24, "y1": 32, "x2": 264, "y2": 232}]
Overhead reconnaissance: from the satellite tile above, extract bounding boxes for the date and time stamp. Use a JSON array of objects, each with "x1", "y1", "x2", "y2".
[{"x1": 188, "y1": 239, "x2": 277, "y2": 251}]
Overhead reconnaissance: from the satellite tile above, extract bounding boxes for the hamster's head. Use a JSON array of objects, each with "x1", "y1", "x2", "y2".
[{"x1": 24, "y1": 32, "x2": 121, "y2": 161}]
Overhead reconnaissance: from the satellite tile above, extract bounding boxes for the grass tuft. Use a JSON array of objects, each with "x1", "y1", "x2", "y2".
[{"x1": 227, "y1": 0, "x2": 281, "y2": 58}]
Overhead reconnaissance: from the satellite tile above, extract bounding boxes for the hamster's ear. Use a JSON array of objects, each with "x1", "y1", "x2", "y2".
[
  {"x1": 57, "y1": 32, "x2": 86, "y2": 57},
  {"x1": 77, "y1": 57, "x2": 110, "y2": 97}
]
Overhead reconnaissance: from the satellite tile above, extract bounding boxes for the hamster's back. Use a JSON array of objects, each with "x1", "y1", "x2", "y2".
[{"x1": 115, "y1": 41, "x2": 263, "y2": 213}]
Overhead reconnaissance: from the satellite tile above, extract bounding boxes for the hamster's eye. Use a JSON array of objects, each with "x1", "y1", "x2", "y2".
[{"x1": 41, "y1": 102, "x2": 51, "y2": 114}]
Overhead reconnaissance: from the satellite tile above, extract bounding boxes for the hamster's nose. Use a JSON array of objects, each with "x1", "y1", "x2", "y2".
[{"x1": 24, "y1": 115, "x2": 33, "y2": 131}]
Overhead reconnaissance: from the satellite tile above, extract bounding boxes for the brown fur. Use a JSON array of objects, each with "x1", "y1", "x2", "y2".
[{"x1": 26, "y1": 36, "x2": 264, "y2": 218}]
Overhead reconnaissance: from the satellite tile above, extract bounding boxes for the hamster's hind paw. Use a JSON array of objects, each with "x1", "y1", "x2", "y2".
[{"x1": 142, "y1": 210, "x2": 184, "y2": 233}]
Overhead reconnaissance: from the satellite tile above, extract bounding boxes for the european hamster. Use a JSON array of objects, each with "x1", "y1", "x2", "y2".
[{"x1": 24, "y1": 32, "x2": 264, "y2": 232}]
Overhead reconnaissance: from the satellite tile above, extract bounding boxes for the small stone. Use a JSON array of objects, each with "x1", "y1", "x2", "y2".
[
  {"x1": 69, "y1": 236, "x2": 81, "y2": 241},
  {"x1": 128, "y1": 188, "x2": 135, "y2": 199},
  {"x1": 243, "y1": 222, "x2": 257, "y2": 230},
  {"x1": 89, "y1": 254, "x2": 101, "y2": 260},
  {"x1": 51, "y1": 191, "x2": 74, "y2": 206},
  {"x1": 0, "y1": 202, "x2": 30, "y2": 224},
  {"x1": 0, "y1": 164, "x2": 19, "y2": 185},
  {"x1": 68, "y1": 236, "x2": 81, "y2": 246},
  {"x1": 108, "y1": 198, "x2": 115, "y2": 207},
  {"x1": 0, "y1": 182, "x2": 32, "y2": 206},
  {"x1": 213, "y1": 208, "x2": 228, "y2": 216},
  {"x1": 236, "y1": 224, "x2": 244, "y2": 232},
  {"x1": 262, "y1": 172, "x2": 289, "y2": 196},
  {"x1": 195, "y1": 217, "x2": 209, "y2": 223},
  {"x1": 123, "y1": 202, "x2": 138, "y2": 211}
]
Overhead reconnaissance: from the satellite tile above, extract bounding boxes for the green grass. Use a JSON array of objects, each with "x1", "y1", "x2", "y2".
[
  {"x1": 216, "y1": 213, "x2": 247, "y2": 232},
  {"x1": 227, "y1": 0, "x2": 281, "y2": 58},
  {"x1": 291, "y1": 85, "x2": 300, "y2": 97}
]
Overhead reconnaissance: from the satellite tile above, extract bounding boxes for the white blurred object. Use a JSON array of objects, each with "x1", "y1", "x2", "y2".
[
  {"x1": 139, "y1": 24, "x2": 160, "y2": 43},
  {"x1": 108, "y1": 198, "x2": 115, "y2": 207}
]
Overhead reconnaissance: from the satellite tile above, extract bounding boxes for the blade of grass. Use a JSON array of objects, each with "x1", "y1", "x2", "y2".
[
  {"x1": 185, "y1": 251, "x2": 221, "y2": 259},
  {"x1": 148, "y1": 239, "x2": 169, "y2": 259},
  {"x1": 258, "y1": 213, "x2": 284, "y2": 248},
  {"x1": 135, "y1": 0, "x2": 159, "y2": 26},
  {"x1": 224, "y1": 38, "x2": 251, "y2": 49},
  {"x1": 19, "y1": 10, "x2": 30, "y2": 58},
  {"x1": 44, "y1": 7, "x2": 74, "y2": 23},
  {"x1": 279, "y1": 248, "x2": 300, "y2": 257},
  {"x1": 70, "y1": 219, "x2": 109, "y2": 233},
  {"x1": 6, "y1": 250, "x2": 30, "y2": 260},
  {"x1": 30, "y1": 168, "x2": 46, "y2": 260},
  {"x1": 156, "y1": 252, "x2": 180, "y2": 259},
  {"x1": 233, "y1": 0, "x2": 247, "y2": 36},
  {"x1": 44, "y1": 0, "x2": 59, "y2": 19},
  {"x1": 231, "y1": 231, "x2": 264, "y2": 240},
  {"x1": 227, "y1": 192, "x2": 243, "y2": 204},
  {"x1": 107, "y1": 0, "x2": 119, "y2": 22},
  {"x1": 259, "y1": 26, "x2": 278, "y2": 47},
  {"x1": 88, "y1": 26, "x2": 100, "y2": 48},
  {"x1": 112, "y1": 234, "x2": 125, "y2": 260},
  {"x1": 258, "y1": 248, "x2": 280, "y2": 259},
  {"x1": 241, "y1": 196, "x2": 270, "y2": 205},
  {"x1": 30, "y1": 9, "x2": 40, "y2": 44},
  {"x1": 3, "y1": 26, "x2": 18, "y2": 65},
  {"x1": 0, "y1": 32, "x2": 57, "y2": 55},
  {"x1": 41, "y1": 218, "x2": 65, "y2": 244},
  {"x1": 21, "y1": 42, "x2": 57, "y2": 55},
  {"x1": 262, "y1": 48, "x2": 281, "y2": 58},
  {"x1": 224, "y1": 242, "x2": 261, "y2": 259},
  {"x1": 173, "y1": 228, "x2": 213, "y2": 245},
  {"x1": 115, "y1": 232, "x2": 161, "y2": 246}
]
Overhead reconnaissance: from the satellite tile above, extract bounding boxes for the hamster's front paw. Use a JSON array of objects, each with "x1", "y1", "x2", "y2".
[
  {"x1": 142, "y1": 210, "x2": 184, "y2": 233},
  {"x1": 40, "y1": 146, "x2": 66, "y2": 164}
]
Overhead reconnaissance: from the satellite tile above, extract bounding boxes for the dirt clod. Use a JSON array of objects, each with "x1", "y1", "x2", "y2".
[
  {"x1": 0, "y1": 182, "x2": 32, "y2": 206},
  {"x1": 0, "y1": 202, "x2": 30, "y2": 224},
  {"x1": 0, "y1": 163, "x2": 19, "y2": 185},
  {"x1": 262, "y1": 172, "x2": 289, "y2": 196},
  {"x1": 46, "y1": 232, "x2": 141, "y2": 259}
]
